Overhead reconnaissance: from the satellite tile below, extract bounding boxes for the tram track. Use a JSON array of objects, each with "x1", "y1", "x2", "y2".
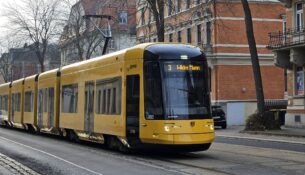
[{"x1": 1, "y1": 127, "x2": 304, "y2": 175}]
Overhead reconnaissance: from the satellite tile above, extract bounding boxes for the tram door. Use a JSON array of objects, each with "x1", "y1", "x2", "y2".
[
  {"x1": 84, "y1": 81, "x2": 94, "y2": 133},
  {"x1": 126, "y1": 75, "x2": 140, "y2": 143},
  {"x1": 48, "y1": 88, "x2": 55, "y2": 128}
]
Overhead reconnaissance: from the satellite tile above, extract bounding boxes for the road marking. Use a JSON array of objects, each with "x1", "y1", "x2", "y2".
[
  {"x1": 0, "y1": 136, "x2": 103, "y2": 175},
  {"x1": 217, "y1": 134, "x2": 305, "y2": 145}
]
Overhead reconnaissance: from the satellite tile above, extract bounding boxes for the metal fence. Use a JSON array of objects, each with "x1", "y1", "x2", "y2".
[{"x1": 267, "y1": 27, "x2": 305, "y2": 49}]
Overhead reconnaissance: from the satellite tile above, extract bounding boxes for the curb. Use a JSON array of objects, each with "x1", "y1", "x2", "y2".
[
  {"x1": 240, "y1": 130, "x2": 305, "y2": 138},
  {"x1": 217, "y1": 134, "x2": 305, "y2": 145}
]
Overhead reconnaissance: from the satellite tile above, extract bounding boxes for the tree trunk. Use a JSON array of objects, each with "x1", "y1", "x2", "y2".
[
  {"x1": 241, "y1": 0, "x2": 265, "y2": 114},
  {"x1": 156, "y1": 0, "x2": 165, "y2": 42},
  {"x1": 148, "y1": 0, "x2": 165, "y2": 42}
]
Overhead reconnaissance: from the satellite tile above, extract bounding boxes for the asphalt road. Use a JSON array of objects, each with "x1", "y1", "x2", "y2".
[{"x1": 0, "y1": 127, "x2": 305, "y2": 175}]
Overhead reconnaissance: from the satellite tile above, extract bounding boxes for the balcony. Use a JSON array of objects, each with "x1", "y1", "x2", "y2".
[{"x1": 267, "y1": 27, "x2": 305, "y2": 50}]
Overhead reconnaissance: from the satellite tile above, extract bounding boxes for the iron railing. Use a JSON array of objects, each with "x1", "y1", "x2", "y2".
[{"x1": 267, "y1": 27, "x2": 305, "y2": 49}]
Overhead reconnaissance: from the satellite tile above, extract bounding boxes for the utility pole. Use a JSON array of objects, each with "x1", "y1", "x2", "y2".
[{"x1": 83, "y1": 15, "x2": 113, "y2": 55}]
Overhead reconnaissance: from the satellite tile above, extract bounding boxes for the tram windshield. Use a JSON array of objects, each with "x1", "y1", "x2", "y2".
[{"x1": 144, "y1": 60, "x2": 211, "y2": 120}]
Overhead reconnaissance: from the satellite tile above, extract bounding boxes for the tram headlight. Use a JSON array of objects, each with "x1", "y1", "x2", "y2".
[
  {"x1": 210, "y1": 125, "x2": 214, "y2": 130},
  {"x1": 164, "y1": 125, "x2": 170, "y2": 132},
  {"x1": 204, "y1": 124, "x2": 214, "y2": 130}
]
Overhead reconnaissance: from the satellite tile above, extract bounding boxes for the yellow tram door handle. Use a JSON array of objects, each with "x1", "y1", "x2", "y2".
[{"x1": 141, "y1": 123, "x2": 148, "y2": 127}]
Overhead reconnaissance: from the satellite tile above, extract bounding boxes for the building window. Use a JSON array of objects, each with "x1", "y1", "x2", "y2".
[
  {"x1": 177, "y1": 31, "x2": 182, "y2": 42},
  {"x1": 295, "y1": 66, "x2": 304, "y2": 95},
  {"x1": 206, "y1": 21, "x2": 211, "y2": 45},
  {"x1": 62, "y1": 84, "x2": 78, "y2": 113},
  {"x1": 119, "y1": 11, "x2": 128, "y2": 24},
  {"x1": 197, "y1": 24, "x2": 202, "y2": 44},
  {"x1": 296, "y1": 3, "x2": 304, "y2": 31},
  {"x1": 168, "y1": 0, "x2": 173, "y2": 16},
  {"x1": 109, "y1": 39, "x2": 115, "y2": 49},
  {"x1": 141, "y1": 8, "x2": 145, "y2": 25},
  {"x1": 169, "y1": 33, "x2": 173, "y2": 42},
  {"x1": 176, "y1": 0, "x2": 181, "y2": 13},
  {"x1": 185, "y1": 0, "x2": 190, "y2": 9},
  {"x1": 187, "y1": 28, "x2": 192, "y2": 43}
]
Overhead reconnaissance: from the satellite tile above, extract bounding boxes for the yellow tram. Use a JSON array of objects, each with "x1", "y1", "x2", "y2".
[{"x1": 0, "y1": 43, "x2": 214, "y2": 151}]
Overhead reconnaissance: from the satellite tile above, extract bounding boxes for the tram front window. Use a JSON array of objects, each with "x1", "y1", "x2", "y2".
[{"x1": 144, "y1": 61, "x2": 211, "y2": 120}]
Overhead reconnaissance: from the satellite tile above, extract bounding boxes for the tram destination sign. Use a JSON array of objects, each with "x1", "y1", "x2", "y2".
[{"x1": 166, "y1": 63, "x2": 201, "y2": 72}]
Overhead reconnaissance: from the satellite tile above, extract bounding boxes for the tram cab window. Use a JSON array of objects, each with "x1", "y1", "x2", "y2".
[
  {"x1": 62, "y1": 84, "x2": 78, "y2": 113},
  {"x1": 96, "y1": 77, "x2": 121, "y2": 115},
  {"x1": 24, "y1": 91, "x2": 34, "y2": 112},
  {"x1": 144, "y1": 62, "x2": 164, "y2": 119}
]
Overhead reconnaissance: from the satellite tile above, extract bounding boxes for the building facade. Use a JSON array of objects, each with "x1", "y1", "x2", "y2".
[
  {"x1": 60, "y1": 0, "x2": 137, "y2": 66},
  {"x1": 0, "y1": 44, "x2": 60, "y2": 82},
  {"x1": 268, "y1": 0, "x2": 305, "y2": 128},
  {"x1": 137, "y1": 0, "x2": 286, "y2": 125}
]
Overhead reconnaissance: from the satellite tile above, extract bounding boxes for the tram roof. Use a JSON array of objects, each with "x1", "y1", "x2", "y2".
[
  {"x1": 0, "y1": 82, "x2": 11, "y2": 90},
  {"x1": 11, "y1": 78, "x2": 25, "y2": 86},
  {"x1": 38, "y1": 68, "x2": 60, "y2": 80}
]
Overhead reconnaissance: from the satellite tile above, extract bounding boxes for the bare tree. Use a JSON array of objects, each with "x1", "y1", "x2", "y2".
[
  {"x1": 145, "y1": 0, "x2": 165, "y2": 42},
  {"x1": 0, "y1": 52, "x2": 10, "y2": 83},
  {"x1": 60, "y1": 0, "x2": 119, "y2": 63},
  {"x1": 4, "y1": 0, "x2": 65, "y2": 72}
]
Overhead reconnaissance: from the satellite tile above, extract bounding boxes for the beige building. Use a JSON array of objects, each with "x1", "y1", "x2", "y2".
[{"x1": 268, "y1": 0, "x2": 305, "y2": 128}]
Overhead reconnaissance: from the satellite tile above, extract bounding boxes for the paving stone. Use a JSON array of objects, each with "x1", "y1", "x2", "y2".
[{"x1": 0, "y1": 153, "x2": 40, "y2": 175}]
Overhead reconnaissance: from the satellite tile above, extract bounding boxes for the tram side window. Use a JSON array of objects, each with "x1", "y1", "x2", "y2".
[
  {"x1": 38, "y1": 89, "x2": 44, "y2": 115},
  {"x1": 24, "y1": 91, "x2": 33, "y2": 112},
  {"x1": 62, "y1": 84, "x2": 78, "y2": 113},
  {"x1": 96, "y1": 77, "x2": 121, "y2": 115},
  {"x1": 4, "y1": 95, "x2": 8, "y2": 111},
  {"x1": 48, "y1": 88, "x2": 54, "y2": 113},
  {"x1": 43, "y1": 89, "x2": 48, "y2": 112},
  {"x1": 12, "y1": 93, "x2": 21, "y2": 112}
]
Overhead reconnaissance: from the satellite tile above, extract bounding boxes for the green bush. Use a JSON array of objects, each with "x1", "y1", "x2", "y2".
[
  {"x1": 245, "y1": 112, "x2": 265, "y2": 131},
  {"x1": 245, "y1": 111, "x2": 281, "y2": 131}
]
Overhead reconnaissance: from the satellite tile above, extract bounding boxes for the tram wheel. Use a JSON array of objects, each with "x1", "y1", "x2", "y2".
[
  {"x1": 67, "y1": 130, "x2": 79, "y2": 142},
  {"x1": 105, "y1": 136, "x2": 130, "y2": 153}
]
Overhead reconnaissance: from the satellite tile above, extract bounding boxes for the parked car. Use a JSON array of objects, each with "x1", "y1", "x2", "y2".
[{"x1": 212, "y1": 106, "x2": 227, "y2": 129}]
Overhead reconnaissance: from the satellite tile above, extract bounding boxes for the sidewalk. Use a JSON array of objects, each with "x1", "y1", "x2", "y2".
[
  {"x1": 215, "y1": 125, "x2": 305, "y2": 144},
  {"x1": 0, "y1": 153, "x2": 39, "y2": 175}
]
